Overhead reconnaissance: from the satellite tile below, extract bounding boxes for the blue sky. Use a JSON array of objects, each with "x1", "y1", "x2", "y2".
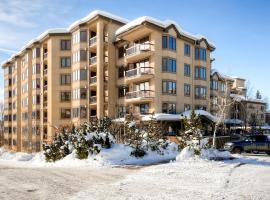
[{"x1": 0, "y1": 0, "x2": 269, "y2": 106}]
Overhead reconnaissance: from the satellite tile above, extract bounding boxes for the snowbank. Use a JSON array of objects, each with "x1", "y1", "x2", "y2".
[
  {"x1": 0, "y1": 142, "x2": 179, "y2": 168},
  {"x1": 176, "y1": 147, "x2": 232, "y2": 161}
]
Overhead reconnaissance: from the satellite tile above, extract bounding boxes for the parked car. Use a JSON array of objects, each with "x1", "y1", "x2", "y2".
[{"x1": 224, "y1": 134, "x2": 270, "y2": 155}]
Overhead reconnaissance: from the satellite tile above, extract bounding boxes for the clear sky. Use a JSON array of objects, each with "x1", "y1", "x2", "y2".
[{"x1": 0, "y1": 0, "x2": 269, "y2": 106}]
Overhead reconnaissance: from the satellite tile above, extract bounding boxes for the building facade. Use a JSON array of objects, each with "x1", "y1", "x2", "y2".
[{"x1": 1, "y1": 10, "x2": 215, "y2": 152}]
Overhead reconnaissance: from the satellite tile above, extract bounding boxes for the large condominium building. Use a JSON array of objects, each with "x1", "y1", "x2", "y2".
[{"x1": 1, "y1": 10, "x2": 215, "y2": 152}]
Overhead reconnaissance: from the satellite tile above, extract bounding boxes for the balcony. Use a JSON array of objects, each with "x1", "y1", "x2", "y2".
[
  {"x1": 89, "y1": 36, "x2": 97, "y2": 47},
  {"x1": 125, "y1": 90, "x2": 154, "y2": 103},
  {"x1": 44, "y1": 85, "x2": 48, "y2": 92},
  {"x1": 89, "y1": 56, "x2": 97, "y2": 66},
  {"x1": 123, "y1": 67, "x2": 154, "y2": 83},
  {"x1": 90, "y1": 76, "x2": 97, "y2": 84},
  {"x1": 89, "y1": 96, "x2": 97, "y2": 104},
  {"x1": 44, "y1": 69, "x2": 47, "y2": 76},
  {"x1": 125, "y1": 43, "x2": 153, "y2": 62},
  {"x1": 44, "y1": 52, "x2": 48, "y2": 60}
]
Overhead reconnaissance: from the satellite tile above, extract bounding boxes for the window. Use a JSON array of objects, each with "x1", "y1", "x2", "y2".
[
  {"x1": 72, "y1": 107, "x2": 87, "y2": 119},
  {"x1": 72, "y1": 50, "x2": 87, "y2": 63},
  {"x1": 184, "y1": 64, "x2": 191, "y2": 76},
  {"x1": 184, "y1": 104, "x2": 191, "y2": 111},
  {"x1": 162, "y1": 57, "x2": 176, "y2": 73},
  {"x1": 220, "y1": 83, "x2": 226, "y2": 92},
  {"x1": 32, "y1": 48, "x2": 40, "y2": 58},
  {"x1": 162, "y1": 80, "x2": 176, "y2": 94},
  {"x1": 210, "y1": 80, "x2": 218, "y2": 90},
  {"x1": 184, "y1": 84, "x2": 191, "y2": 96},
  {"x1": 195, "y1": 47, "x2": 206, "y2": 61},
  {"x1": 60, "y1": 91, "x2": 71, "y2": 102},
  {"x1": 118, "y1": 106, "x2": 129, "y2": 117},
  {"x1": 138, "y1": 104, "x2": 149, "y2": 114},
  {"x1": 135, "y1": 81, "x2": 150, "y2": 91},
  {"x1": 60, "y1": 74, "x2": 71, "y2": 85},
  {"x1": 72, "y1": 108, "x2": 79, "y2": 118},
  {"x1": 162, "y1": 103, "x2": 176, "y2": 114},
  {"x1": 60, "y1": 57, "x2": 71, "y2": 68},
  {"x1": 118, "y1": 46, "x2": 125, "y2": 58},
  {"x1": 195, "y1": 105, "x2": 207, "y2": 111},
  {"x1": 80, "y1": 50, "x2": 87, "y2": 61},
  {"x1": 195, "y1": 86, "x2": 207, "y2": 99},
  {"x1": 61, "y1": 108, "x2": 71, "y2": 119},
  {"x1": 72, "y1": 69, "x2": 87, "y2": 81},
  {"x1": 32, "y1": 64, "x2": 40, "y2": 74},
  {"x1": 80, "y1": 31, "x2": 87, "y2": 42},
  {"x1": 32, "y1": 95, "x2": 40, "y2": 105},
  {"x1": 32, "y1": 79, "x2": 40, "y2": 89},
  {"x1": 60, "y1": 40, "x2": 71, "y2": 50},
  {"x1": 80, "y1": 106, "x2": 87, "y2": 118},
  {"x1": 162, "y1": 35, "x2": 176, "y2": 50},
  {"x1": 184, "y1": 43, "x2": 190, "y2": 56},
  {"x1": 118, "y1": 86, "x2": 129, "y2": 98},
  {"x1": 195, "y1": 66, "x2": 207, "y2": 80},
  {"x1": 72, "y1": 88, "x2": 87, "y2": 100}
]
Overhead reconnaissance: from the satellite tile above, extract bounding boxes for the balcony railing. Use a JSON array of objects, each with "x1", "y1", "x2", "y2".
[
  {"x1": 44, "y1": 52, "x2": 48, "y2": 59},
  {"x1": 125, "y1": 90, "x2": 154, "y2": 99},
  {"x1": 125, "y1": 42, "x2": 152, "y2": 57},
  {"x1": 89, "y1": 96, "x2": 97, "y2": 103},
  {"x1": 125, "y1": 67, "x2": 153, "y2": 78},
  {"x1": 89, "y1": 36, "x2": 97, "y2": 46},
  {"x1": 90, "y1": 56, "x2": 97, "y2": 65},
  {"x1": 44, "y1": 85, "x2": 48, "y2": 91},
  {"x1": 90, "y1": 76, "x2": 97, "y2": 84},
  {"x1": 44, "y1": 69, "x2": 47, "y2": 75}
]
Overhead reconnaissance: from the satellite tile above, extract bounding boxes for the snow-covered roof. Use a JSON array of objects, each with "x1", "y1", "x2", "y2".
[
  {"x1": 1, "y1": 10, "x2": 128, "y2": 67},
  {"x1": 211, "y1": 69, "x2": 234, "y2": 81},
  {"x1": 180, "y1": 110, "x2": 218, "y2": 122},
  {"x1": 115, "y1": 16, "x2": 215, "y2": 49},
  {"x1": 230, "y1": 94, "x2": 266, "y2": 104},
  {"x1": 141, "y1": 113, "x2": 183, "y2": 121},
  {"x1": 68, "y1": 10, "x2": 129, "y2": 31},
  {"x1": 224, "y1": 119, "x2": 243, "y2": 125}
]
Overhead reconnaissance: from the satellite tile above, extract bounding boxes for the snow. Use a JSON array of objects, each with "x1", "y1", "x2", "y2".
[
  {"x1": 224, "y1": 118, "x2": 244, "y2": 125},
  {"x1": 230, "y1": 93, "x2": 266, "y2": 104},
  {"x1": 68, "y1": 10, "x2": 129, "y2": 31},
  {"x1": 0, "y1": 142, "x2": 179, "y2": 167},
  {"x1": 115, "y1": 16, "x2": 215, "y2": 48},
  {"x1": 180, "y1": 110, "x2": 218, "y2": 122},
  {"x1": 141, "y1": 113, "x2": 182, "y2": 121}
]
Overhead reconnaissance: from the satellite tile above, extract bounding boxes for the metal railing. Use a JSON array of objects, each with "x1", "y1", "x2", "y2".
[
  {"x1": 44, "y1": 85, "x2": 48, "y2": 90},
  {"x1": 89, "y1": 56, "x2": 97, "y2": 65},
  {"x1": 89, "y1": 96, "x2": 97, "y2": 103},
  {"x1": 125, "y1": 43, "x2": 152, "y2": 56},
  {"x1": 125, "y1": 67, "x2": 153, "y2": 78},
  {"x1": 44, "y1": 52, "x2": 48, "y2": 59},
  {"x1": 90, "y1": 76, "x2": 97, "y2": 84},
  {"x1": 44, "y1": 69, "x2": 47, "y2": 75},
  {"x1": 125, "y1": 90, "x2": 154, "y2": 99},
  {"x1": 89, "y1": 36, "x2": 97, "y2": 46}
]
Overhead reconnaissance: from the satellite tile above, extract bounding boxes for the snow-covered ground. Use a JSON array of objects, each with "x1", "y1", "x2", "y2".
[{"x1": 1, "y1": 147, "x2": 270, "y2": 200}]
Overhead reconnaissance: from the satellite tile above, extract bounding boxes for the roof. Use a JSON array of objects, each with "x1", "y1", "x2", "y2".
[
  {"x1": 115, "y1": 16, "x2": 215, "y2": 49},
  {"x1": 1, "y1": 10, "x2": 128, "y2": 68},
  {"x1": 68, "y1": 10, "x2": 129, "y2": 31},
  {"x1": 230, "y1": 94, "x2": 267, "y2": 104},
  {"x1": 211, "y1": 69, "x2": 234, "y2": 82}
]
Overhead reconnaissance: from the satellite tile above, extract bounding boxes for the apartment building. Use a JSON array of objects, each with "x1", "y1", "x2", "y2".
[
  {"x1": 210, "y1": 72, "x2": 267, "y2": 127},
  {"x1": 1, "y1": 10, "x2": 215, "y2": 152}
]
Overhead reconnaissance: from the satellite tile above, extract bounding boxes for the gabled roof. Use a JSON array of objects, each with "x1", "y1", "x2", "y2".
[
  {"x1": 68, "y1": 10, "x2": 129, "y2": 31},
  {"x1": 115, "y1": 16, "x2": 215, "y2": 50},
  {"x1": 211, "y1": 69, "x2": 234, "y2": 82}
]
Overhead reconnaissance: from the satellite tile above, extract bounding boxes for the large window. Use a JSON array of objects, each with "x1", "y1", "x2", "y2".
[
  {"x1": 162, "y1": 35, "x2": 176, "y2": 51},
  {"x1": 195, "y1": 105, "x2": 207, "y2": 111},
  {"x1": 60, "y1": 108, "x2": 71, "y2": 119},
  {"x1": 195, "y1": 47, "x2": 207, "y2": 61},
  {"x1": 60, "y1": 40, "x2": 71, "y2": 50},
  {"x1": 135, "y1": 81, "x2": 150, "y2": 91},
  {"x1": 138, "y1": 103, "x2": 149, "y2": 114},
  {"x1": 72, "y1": 69, "x2": 87, "y2": 81},
  {"x1": 195, "y1": 66, "x2": 207, "y2": 80},
  {"x1": 32, "y1": 64, "x2": 40, "y2": 74},
  {"x1": 80, "y1": 31, "x2": 87, "y2": 42},
  {"x1": 32, "y1": 79, "x2": 40, "y2": 89},
  {"x1": 184, "y1": 43, "x2": 190, "y2": 56},
  {"x1": 210, "y1": 80, "x2": 218, "y2": 90},
  {"x1": 162, "y1": 57, "x2": 176, "y2": 73},
  {"x1": 184, "y1": 84, "x2": 191, "y2": 96},
  {"x1": 60, "y1": 74, "x2": 71, "y2": 85},
  {"x1": 184, "y1": 64, "x2": 191, "y2": 76},
  {"x1": 195, "y1": 86, "x2": 207, "y2": 99},
  {"x1": 60, "y1": 57, "x2": 71, "y2": 68},
  {"x1": 162, "y1": 103, "x2": 176, "y2": 114},
  {"x1": 32, "y1": 48, "x2": 40, "y2": 58},
  {"x1": 60, "y1": 91, "x2": 71, "y2": 102},
  {"x1": 72, "y1": 88, "x2": 87, "y2": 100},
  {"x1": 162, "y1": 80, "x2": 176, "y2": 94}
]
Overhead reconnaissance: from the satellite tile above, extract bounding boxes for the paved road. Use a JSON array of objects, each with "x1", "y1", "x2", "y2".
[{"x1": 0, "y1": 163, "x2": 135, "y2": 200}]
